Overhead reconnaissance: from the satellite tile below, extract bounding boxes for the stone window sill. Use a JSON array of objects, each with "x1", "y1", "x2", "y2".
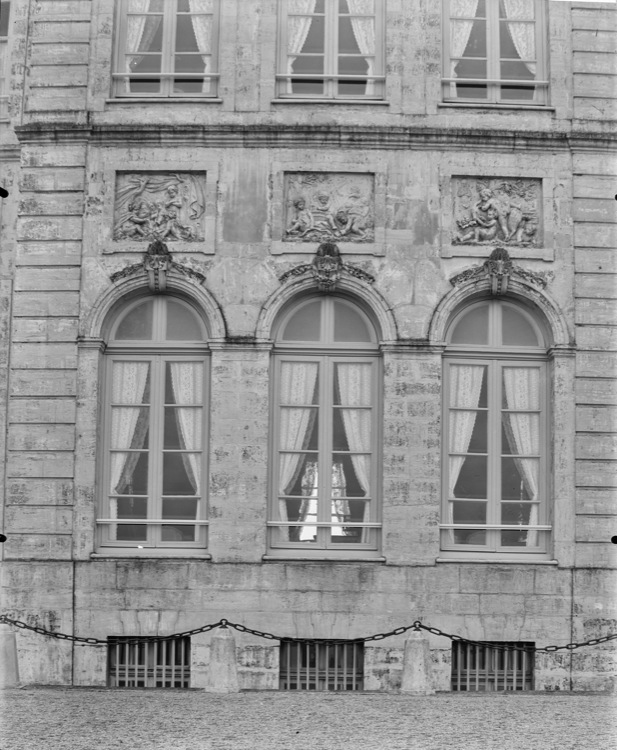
[
  {"x1": 436, "y1": 557, "x2": 558, "y2": 565},
  {"x1": 438, "y1": 102, "x2": 555, "y2": 112},
  {"x1": 271, "y1": 98, "x2": 389, "y2": 106},
  {"x1": 91, "y1": 551, "x2": 212, "y2": 560},
  {"x1": 105, "y1": 98, "x2": 222, "y2": 105}
]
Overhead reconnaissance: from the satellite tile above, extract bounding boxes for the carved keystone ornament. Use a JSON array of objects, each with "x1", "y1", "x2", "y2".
[
  {"x1": 109, "y1": 240, "x2": 207, "y2": 291},
  {"x1": 279, "y1": 242, "x2": 375, "y2": 292},
  {"x1": 450, "y1": 247, "x2": 551, "y2": 295}
]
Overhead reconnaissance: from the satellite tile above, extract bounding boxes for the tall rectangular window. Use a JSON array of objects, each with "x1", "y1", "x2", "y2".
[
  {"x1": 277, "y1": 0, "x2": 385, "y2": 99},
  {"x1": 0, "y1": 2, "x2": 10, "y2": 122},
  {"x1": 113, "y1": 0, "x2": 219, "y2": 98},
  {"x1": 442, "y1": 0, "x2": 548, "y2": 105}
]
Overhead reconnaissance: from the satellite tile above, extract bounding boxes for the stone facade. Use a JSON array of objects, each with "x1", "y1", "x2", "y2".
[{"x1": 0, "y1": 0, "x2": 615, "y2": 692}]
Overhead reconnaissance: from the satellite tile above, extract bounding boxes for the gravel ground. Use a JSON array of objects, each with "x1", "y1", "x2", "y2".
[{"x1": 1, "y1": 688, "x2": 615, "y2": 750}]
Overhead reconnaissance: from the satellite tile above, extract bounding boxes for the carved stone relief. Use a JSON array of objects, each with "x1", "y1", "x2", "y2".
[
  {"x1": 113, "y1": 173, "x2": 206, "y2": 242},
  {"x1": 284, "y1": 172, "x2": 374, "y2": 243},
  {"x1": 452, "y1": 177, "x2": 542, "y2": 247}
]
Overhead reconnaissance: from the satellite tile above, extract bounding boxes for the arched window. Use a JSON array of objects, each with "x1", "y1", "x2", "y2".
[
  {"x1": 441, "y1": 298, "x2": 551, "y2": 558},
  {"x1": 97, "y1": 295, "x2": 209, "y2": 553},
  {"x1": 268, "y1": 295, "x2": 381, "y2": 558}
]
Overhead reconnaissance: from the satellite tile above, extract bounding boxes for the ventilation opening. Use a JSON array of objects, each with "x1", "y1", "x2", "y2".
[
  {"x1": 451, "y1": 641, "x2": 534, "y2": 691},
  {"x1": 279, "y1": 641, "x2": 364, "y2": 691},
  {"x1": 107, "y1": 636, "x2": 191, "y2": 688}
]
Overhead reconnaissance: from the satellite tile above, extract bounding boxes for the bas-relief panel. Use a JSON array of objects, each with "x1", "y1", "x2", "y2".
[
  {"x1": 113, "y1": 173, "x2": 206, "y2": 242},
  {"x1": 284, "y1": 172, "x2": 375, "y2": 243},
  {"x1": 452, "y1": 178, "x2": 542, "y2": 247}
]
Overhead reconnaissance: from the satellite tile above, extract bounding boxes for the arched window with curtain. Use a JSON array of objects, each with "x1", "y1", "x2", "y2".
[
  {"x1": 269, "y1": 295, "x2": 382, "y2": 557},
  {"x1": 113, "y1": 0, "x2": 219, "y2": 98},
  {"x1": 441, "y1": 298, "x2": 551, "y2": 558},
  {"x1": 97, "y1": 295, "x2": 209, "y2": 553}
]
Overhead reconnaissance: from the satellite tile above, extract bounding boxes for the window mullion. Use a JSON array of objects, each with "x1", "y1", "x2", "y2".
[
  {"x1": 319, "y1": 356, "x2": 331, "y2": 545},
  {"x1": 489, "y1": 360, "x2": 501, "y2": 550},
  {"x1": 150, "y1": 357, "x2": 163, "y2": 546},
  {"x1": 487, "y1": 0, "x2": 499, "y2": 103},
  {"x1": 327, "y1": 0, "x2": 337, "y2": 98},
  {"x1": 162, "y1": 2, "x2": 177, "y2": 96}
]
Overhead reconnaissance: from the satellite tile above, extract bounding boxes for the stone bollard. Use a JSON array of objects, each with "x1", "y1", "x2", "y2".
[
  {"x1": 204, "y1": 626, "x2": 239, "y2": 693},
  {"x1": 0, "y1": 623, "x2": 20, "y2": 688},
  {"x1": 400, "y1": 630, "x2": 435, "y2": 695}
]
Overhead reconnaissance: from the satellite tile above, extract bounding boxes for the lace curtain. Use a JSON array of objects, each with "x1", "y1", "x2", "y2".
[
  {"x1": 502, "y1": 0, "x2": 537, "y2": 76},
  {"x1": 278, "y1": 362, "x2": 319, "y2": 533},
  {"x1": 448, "y1": 364, "x2": 485, "y2": 542},
  {"x1": 502, "y1": 367, "x2": 540, "y2": 547},
  {"x1": 347, "y1": 0, "x2": 376, "y2": 95},
  {"x1": 124, "y1": 0, "x2": 162, "y2": 93},
  {"x1": 449, "y1": 0, "x2": 479, "y2": 96},
  {"x1": 169, "y1": 362, "x2": 203, "y2": 496},
  {"x1": 286, "y1": 0, "x2": 317, "y2": 93},
  {"x1": 109, "y1": 362, "x2": 150, "y2": 534},
  {"x1": 188, "y1": 0, "x2": 214, "y2": 93}
]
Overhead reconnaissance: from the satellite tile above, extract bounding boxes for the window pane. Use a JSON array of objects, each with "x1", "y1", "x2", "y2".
[
  {"x1": 453, "y1": 528, "x2": 486, "y2": 546},
  {"x1": 279, "y1": 452, "x2": 318, "y2": 495},
  {"x1": 333, "y1": 453, "x2": 369, "y2": 497},
  {"x1": 452, "y1": 499, "x2": 486, "y2": 524},
  {"x1": 0, "y1": 2, "x2": 9, "y2": 37},
  {"x1": 165, "y1": 300, "x2": 203, "y2": 340},
  {"x1": 175, "y1": 14, "x2": 201, "y2": 52},
  {"x1": 338, "y1": 17, "x2": 363, "y2": 55},
  {"x1": 334, "y1": 363, "x2": 372, "y2": 405},
  {"x1": 163, "y1": 453, "x2": 200, "y2": 495},
  {"x1": 128, "y1": 0, "x2": 164, "y2": 11},
  {"x1": 116, "y1": 524, "x2": 148, "y2": 542},
  {"x1": 502, "y1": 367, "x2": 540, "y2": 410},
  {"x1": 111, "y1": 407, "x2": 150, "y2": 448},
  {"x1": 110, "y1": 452, "x2": 149, "y2": 495},
  {"x1": 174, "y1": 54, "x2": 207, "y2": 73},
  {"x1": 281, "y1": 301, "x2": 322, "y2": 341},
  {"x1": 451, "y1": 0, "x2": 485, "y2": 18},
  {"x1": 338, "y1": 55, "x2": 369, "y2": 77},
  {"x1": 334, "y1": 302, "x2": 372, "y2": 342},
  {"x1": 501, "y1": 457, "x2": 539, "y2": 501},
  {"x1": 450, "y1": 305, "x2": 489, "y2": 345},
  {"x1": 162, "y1": 525, "x2": 195, "y2": 542},
  {"x1": 115, "y1": 496, "x2": 148, "y2": 519},
  {"x1": 449, "y1": 364, "x2": 487, "y2": 408},
  {"x1": 165, "y1": 362, "x2": 203, "y2": 404},
  {"x1": 499, "y1": 0, "x2": 534, "y2": 21},
  {"x1": 501, "y1": 501, "x2": 537, "y2": 525},
  {"x1": 502, "y1": 414, "x2": 539, "y2": 456},
  {"x1": 178, "y1": 0, "x2": 213, "y2": 11},
  {"x1": 280, "y1": 409, "x2": 318, "y2": 451},
  {"x1": 164, "y1": 407, "x2": 202, "y2": 450},
  {"x1": 501, "y1": 307, "x2": 541, "y2": 346},
  {"x1": 114, "y1": 301, "x2": 154, "y2": 340},
  {"x1": 450, "y1": 410, "x2": 487, "y2": 453},
  {"x1": 452, "y1": 19, "x2": 486, "y2": 58},
  {"x1": 451, "y1": 455, "x2": 487, "y2": 499},
  {"x1": 162, "y1": 497, "x2": 198, "y2": 519},
  {"x1": 127, "y1": 16, "x2": 163, "y2": 53}
]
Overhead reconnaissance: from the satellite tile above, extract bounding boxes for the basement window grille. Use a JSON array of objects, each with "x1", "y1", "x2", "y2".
[
  {"x1": 279, "y1": 640, "x2": 364, "y2": 691},
  {"x1": 107, "y1": 636, "x2": 190, "y2": 688},
  {"x1": 451, "y1": 641, "x2": 534, "y2": 691}
]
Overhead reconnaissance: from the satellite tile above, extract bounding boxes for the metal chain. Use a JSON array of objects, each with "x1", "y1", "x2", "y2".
[{"x1": 1, "y1": 613, "x2": 616, "y2": 653}]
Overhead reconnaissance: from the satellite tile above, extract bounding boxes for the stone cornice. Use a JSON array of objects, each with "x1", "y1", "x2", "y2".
[{"x1": 12, "y1": 123, "x2": 617, "y2": 152}]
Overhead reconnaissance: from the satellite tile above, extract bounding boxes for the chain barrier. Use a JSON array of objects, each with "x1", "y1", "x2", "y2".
[{"x1": 1, "y1": 613, "x2": 616, "y2": 653}]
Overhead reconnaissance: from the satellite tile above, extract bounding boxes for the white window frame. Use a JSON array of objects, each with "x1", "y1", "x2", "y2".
[
  {"x1": 440, "y1": 299, "x2": 551, "y2": 560},
  {"x1": 276, "y1": 0, "x2": 385, "y2": 100},
  {"x1": 112, "y1": 0, "x2": 220, "y2": 99},
  {"x1": 0, "y1": 1, "x2": 10, "y2": 122},
  {"x1": 268, "y1": 296, "x2": 382, "y2": 558},
  {"x1": 442, "y1": 0, "x2": 549, "y2": 106},
  {"x1": 97, "y1": 296, "x2": 209, "y2": 554}
]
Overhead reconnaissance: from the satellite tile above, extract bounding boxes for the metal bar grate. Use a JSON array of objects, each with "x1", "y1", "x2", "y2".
[
  {"x1": 107, "y1": 636, "x2": 190, "y2": 688},
  {"x1": 451, "y1": 641, "x2": 534, "y2": 691},
  {"x1": 279, "y1": 641, "x2": 363, "y2": 691}
]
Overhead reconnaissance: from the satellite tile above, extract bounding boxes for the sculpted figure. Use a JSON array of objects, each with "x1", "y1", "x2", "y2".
[
  {"x1": 312, "y1": 192, "x2": 338, "y2": 234},
  {"x1": 287, "y1": 198, "x2": 314, "y2": 237},
  {"x1": 472, "y1": 188, "x2": 510, "y2": 240},
  {"x1": 333, "y1": 207, "x2": 370, "y2": 240},
  {"x1": 117, "y1": 200, "x2": 153, "y2": 238},
  {"x1": 457, "y1": 207, "x2": 500, "y2": 243}
]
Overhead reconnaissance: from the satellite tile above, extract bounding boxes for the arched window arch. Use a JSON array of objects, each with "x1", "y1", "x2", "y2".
[
  {"x1": 268, "y1": 294, "x2": 382, "y2": 558},
  {"x1": 441, "y1": 297, "x2": 551, "y2": 559},
  {"x1": 97, "y1": 294, "x2": 209, "y2": 554}
]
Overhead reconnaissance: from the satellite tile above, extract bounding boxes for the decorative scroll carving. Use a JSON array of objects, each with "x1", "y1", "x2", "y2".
[
  {"x1": 284, "y1": 172, "x2": 374, "y2": 243},
  {"x1": 109, "y1": 240, "x2": 207, "y2": 290},
  {"x1": 450, "y1": 247, "x2": 550, "y2": 295},
  {"x1": 452, "y1": 178, "x2": 542, "y2": 247},
  {"x1": 113, "y1": 173, "x2": 206, "y2": 242},
  {"x1": 278, "y1": 243, "x2": 375, "y2": 290}
]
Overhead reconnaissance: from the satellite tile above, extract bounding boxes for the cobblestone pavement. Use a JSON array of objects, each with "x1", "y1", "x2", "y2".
[{"x1": 1, "y1": 688, "x2": 615, "y2": 750}]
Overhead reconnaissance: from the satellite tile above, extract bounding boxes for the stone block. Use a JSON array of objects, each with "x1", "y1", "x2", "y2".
[
  {"x1": 116, "y1": 561, "x2": 191, "y2": 591},
  {"x1": 575, "y1": 543, "x2": 617, "y2": 568},
  {"x1": 12, "y1": 292, "x2": 80, "y2": 317},
  {"x1": 19, "y1": 168, "x2": 85, "y2": 193},
  {"x1": 576, "y1": 405, "x2": 617, "y2": 433},
  {"x1": 573, "y1": 51, "x2": 617, "y2": 77},
  {"x1": 576, "y1": 434, "x2": 617, "y2": 460},
  {"x1": 30, "y1": 42, "x2": 90, "y2": 66},
  {"x1": 576, "y1": 326, "x2": 617, "y2": 351},
  {"x1": 478, "y1": 594, "x2": 526, "y2": 616},
  {"x1": 576, "y1": 459, "x2": 617, "y2": 487},
  {"x1": 31, "y1": 19, "x2": 90, "y2": 43},
  {"x1": 575, "y1": 515, "x2": 615, "y2": 543},
  {"x1": 16, "y1": 216, "x2": 83, "y2": 241},
  {"x1": 2, "y1": 534, "x2": 73, "y2": 560},
  {"x1": 576, "y1": 488, "x2": 617, "y2": 515},
  {"x1": 575, "y1": 275, "x2": 617, "y2": 299},
  {"x1": 28, "y1": 66, "x2": 89, "y2": 89},
  {"x1": 11, "y1": 319, "x2": 79, "y2": 343},
  {"x1": 10, "y1": 369, "x2": 76, "y2": 397},
  {"x1": 459, "y1": 567, "x2": 535, "y2": 595},
  {"x1": 6, "y1": 478, "x2": 74, "y2": 505},
  {"x1": 11, "y1": 343, "x2": 77, "y2": 369},
  {"x1": 16, "y1": 241, "x2": 82, "y2": 266},
  {"x1": 21, "y1": 144, "x2": 86, "y2": 168},
  {"x1": 7, "y1": 451, "x2": 74, "y2": 478},
  {"x1": 573, "y1": 29, "x2": 617, "y2": 53},
  {"x1": 8, "y1": 424, "x2": 75, "y2": 452},
  {"x1": 576, "y1": 351, "x2": 617, "y2": 377},
  {"x1": 572, "y1": 8, "x2": 617, "y2": 31},
  {"x1": 576, "y1": 377, "x2": 617, "y2": 405}
]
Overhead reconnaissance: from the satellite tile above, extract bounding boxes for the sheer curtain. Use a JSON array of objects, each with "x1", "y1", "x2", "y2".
[
  {"x1": 109, "y1": 362, "x2": 150, "y2": 533},
  {"x1": 448, "y1": 364, "x2": 485, "y2": 541},
  {"x1": 502, "y1": 0, "x2": 537, "y2": 76},
  {"x1": 337, "y1": 361, "x2": 371, "y2": 508},
  {"x1": 124, "y1": 0, "x2": 162, "y2": 93},
  {"x1": 347, "y1": 1, "x2": 376, "y2": 95},
  {"x1": 449, "y1": 0, "x2": 479, "y2": 96},
  {"x1": 188, "y1": 0, "x2": 214, "y2": 93},
  {"x1": 278, "y1": 362, "x2": 319, "y2": 535},
  {"x1": 286, "y1": 0, "x2": 317, "y2": 93},
  {"x1": 169, "y1": 362, "x2": 203, "y2": 496},
  {"x1": 503, "y1": 367, "x2": 540, "y2": 547}
]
